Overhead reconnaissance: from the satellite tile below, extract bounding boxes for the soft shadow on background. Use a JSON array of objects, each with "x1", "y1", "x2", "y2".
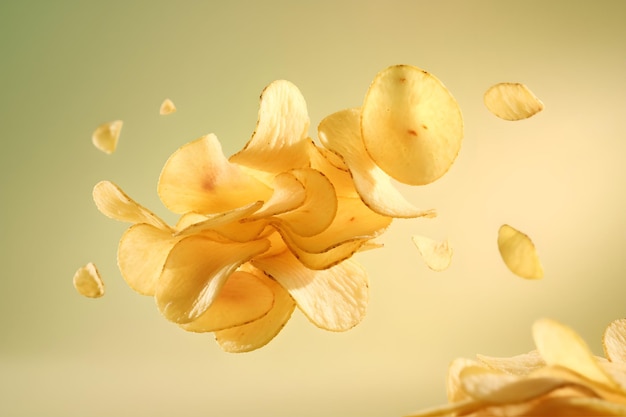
[{"x1": 1, "y1": 1, "x2": 625, "y2": 416}]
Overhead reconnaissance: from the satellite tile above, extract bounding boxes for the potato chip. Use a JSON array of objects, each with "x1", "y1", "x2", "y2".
[
  {"x1": 361, "y1": 65, "x2": 463, "y2": 186},
  {"x1": 497, "y1": 224, "x2": 543, "y2": 279},
  {"x1": 603, "y1": 319, "x2": 626, "y2": 364},
  {"x1": 411, "y1": 235, "x2": 452, "y2": 271},
  {"x1": 92, "y1": 120, "x2": 123, "y2": 154},
  {"x1": 73, "y1": 262, "x2": 105, "y2": 298},
  {"x1": 484, "y1": 82, "x2": 544, "y2": 121},
  {"x1": 159, "y1": 98, "x2": 176, "y2": 115}
]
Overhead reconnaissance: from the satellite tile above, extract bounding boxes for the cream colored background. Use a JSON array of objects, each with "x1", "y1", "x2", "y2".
[{"x1": 1, "y1": 1, "x2": 625, "y2": 416}]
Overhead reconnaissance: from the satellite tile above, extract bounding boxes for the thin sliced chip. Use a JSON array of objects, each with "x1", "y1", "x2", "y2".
[
  {"x1": 159, "y1": 98, "x2": 177, "y2": 115},
  {"x1": 603, "y1": 319, "x2": 626, "y2": 364},
  {"x1": 215, "y1": 264, "x2": 296, "y2": 353},
  {"x1": 246, "y1": 172, "x2": 306, "y2": 219},
  {"x1": 361, "y1": 65, "x2": 463, "y2": 186},
  {"x1": 229, "y1": 80, "x2": 311, "y2": 173},
  {"x1": 532, "y1": 318, "x2": 618, "y2": 389},
  {"x1": 73, "y1": 262, "x2": 105, "y2": 298},
  {"x1": 484, "y1": 82, "x2": 544, "y2": 121},
  {"x1": 180, "y1": 270, "x2": 274, "y2": 333},
  {"x1": 497, "y1": 224, "x2": 543, "y2": 279},
  {"x1": 411, "y1": 235, "x2": 452, "y2": 272},
  {"x1": 319, "y1": 108, "x2": 437, "y2": 218},
  {"x1": 252, "y1": 251, "x2": 369, "y2": 331},
  {"x1": 460, "y1": 366, "x2": 567, "y2": 404},
  {"x1": 92, "y1": 120, "x2": 123, "y2": 154},
  {"x1": 118, "y1": 223, "x2": 184, "y2": 296},
  {"x1": 271, "y1": 168, "x2": 337, "y2": 238},
  {"x1": 93, "y1": 180, "x2": 171, "y2": 230},
  {"x1": 155, "y1": 235, "x2": 270, "y2": 324},
  {"x1": 158, "y1": 134, "x2": 272, "y2": 214},
  {"x1": 476, "y1": 350, "x2": 545, "y2": 376}
]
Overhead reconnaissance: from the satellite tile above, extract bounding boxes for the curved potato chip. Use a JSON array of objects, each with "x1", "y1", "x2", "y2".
[
  {"x1": 246, "y1": 172, "x2": 306, "y2": 219},
  {"x1": 158, "y1": 134, "x2": 272, "y2": 214},
  {"x1": 476, "y1": 350, "x2": 545, "y2": 376},
  {"x1": 533, "y1": 318, "x2": 618, "y2": 389},
  {"x1": 484, "y1": 82, "x2": 544, "y2": 121},
  {"x1": 118, "y1": 223, "x2": 184, "y2": 296},
  {"x1": 156, "y1": 235, "x2": 270, "y2": 324},
  {"x1": 361, "y1": 65, "x2": 463, "y2": 186},
  {"x1": 411, "y1": 235, "x2": 452, "y2": 272},
  {"x1": 271, "y1": 168, "x2": 337, "y2": 238},
  {"x1": 229, "y1": 80, "x2": 311, "y2": 173},
  {"x1": 179, "y1": 270, "x2": 274, "y2": 333},
  {"x1": 319, "y1": 108, "x2": 436, "y2": 218},
  {"x1": 215, "y1": 265, "x2": 296, "y2": 353},
  {"x1": 73, "y1": 262, "x2": 105, "y2": 298},
  {"x1": 460, "y1": 366, "x2": 567, "y2": 404},
  {"x1": 497, "y1": 224, "x2": 543, "y2": 279},
  {"x1": 93, "y1": 180, "x2": 170, "y2": 230},
  {"x1": 603, "y1": 319, "x2": 626, "y2": 364},
  {"x1": 253, "y1": 251, "x2": 369, "y2": 332},
  {"x1": 92, "y1": 120, "x2": 123, "y2": 154},
  {"x1": 159, "y1": 98, "x2": 176, "y2": 115}
]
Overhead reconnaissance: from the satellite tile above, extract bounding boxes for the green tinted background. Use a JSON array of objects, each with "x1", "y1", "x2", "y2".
[{"x1": 1, "y1": 1, "x2": 625, "y2": 416}]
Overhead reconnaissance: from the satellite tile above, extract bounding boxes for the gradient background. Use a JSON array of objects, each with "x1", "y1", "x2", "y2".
[{"x1": 1, "y1": 1, "x2": 625, "y2": 416}]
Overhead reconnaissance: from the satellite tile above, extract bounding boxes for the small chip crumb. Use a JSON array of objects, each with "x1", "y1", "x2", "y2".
[{"x1": 160, "y1": 98, "x2": 177, "y2": 115}]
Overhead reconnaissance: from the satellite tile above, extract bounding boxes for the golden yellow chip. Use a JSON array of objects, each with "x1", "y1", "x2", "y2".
[
  {"x1": 361, "y1": 65, "x2": 463, "y2": 186},
  {"x1": 411, "y1": 235, "x2": 452, "y2": 271},
  {"x1": 92, "y1": 120, "x2": 123, "y2": 154},
  {"x1": 484, "y1": 82, "x2": 544, "y2": 121},
  {"x1": 159, "y1": 98, "x2": 177, "y2": 115},
  {"x1": 497, "y1": 224, "x2": 543, "y2": 279},
  {"x1": 73, "y1": 262, "x2": 105, "y2": 298}
]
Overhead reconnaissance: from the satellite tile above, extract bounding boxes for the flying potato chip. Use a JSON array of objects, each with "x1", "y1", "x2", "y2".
[
  {"x1": 73, "y1": 262, "x2": 105, "y2": 298},
  {"x1": 160, "y1": 98, "x2": 177, "y2": 115},
  {"x1": 497, "y1": 224, "x2": 543, "y2": 279},
  {"x1": 411, "y1": 235, "x2": 452, "y2": 271},
  {"x1": 484, "y1": 83, "x2": 544, "y2": 121},
  {"x1": 92, "y1": 120, "x2": 123, "y2": 154},
  {"x1": 361, "y1": 65, "x2": 463, "y2": 186}
]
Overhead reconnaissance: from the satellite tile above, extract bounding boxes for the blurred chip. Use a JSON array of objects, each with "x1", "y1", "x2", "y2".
[
  {"x1": 73, "y1": 262, "x2": 105, "y2": 298},
  {"x1": 412, "y1": 235, "x2": 452, "y2": 271},
  {"x1": 484, "y1": 83, "x2": 544, "y2": 121},
  {"x1": 497, "y1": 224, "x2": 543, "y2": 279},
  {"x1": 160, "y1": 98, "x2": 177, "y2": 115},
  {"x1": 92, "y1": 120, "x2": 123, "y2": 154}
]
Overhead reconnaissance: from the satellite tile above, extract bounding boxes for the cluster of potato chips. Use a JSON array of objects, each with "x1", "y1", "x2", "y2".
[
  {"x1": 86, "y1": 65, "x2": 465, "y2": 351},
  {"x1": 408, "y1": 318, "x2": 626, "y2": 416}
]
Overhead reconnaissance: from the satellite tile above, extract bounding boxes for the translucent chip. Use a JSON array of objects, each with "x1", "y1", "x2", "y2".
[
  {"x1": 484, "y1": 83, "x2": 544, "y2": 121},
  {"x1": 159, "y1": 98, "x2": 177, "y2": 115},
  {"x1": 497, "y1": 224, "x2": 543, "y2": 279},
  {"x1": 92, "y1": 120, "x2": 123, "y2": 154},
  {"x1": 361, "y1": 65, "x2": 464, "y2": 186},
  {"x1": 411, "y1": 235, "x2": 453, "y2": 271},
  {"x1": 73, "y1": 262, "x2": 105, "y2": 298}
]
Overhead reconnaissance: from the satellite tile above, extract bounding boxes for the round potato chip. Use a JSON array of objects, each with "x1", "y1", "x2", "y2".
[
  {"x1": 484, "y1": 82, "x2": 544, "y2": 121},
  {"x1": 361, "y1": 65, "x2": 463, "y2": 186},
  {"x1": 497, "y1": 224, "x2": 543, "y2": 279},
  {"x1": 73, "y1": 262, "x2": 105, "y2": 298},
  {"x1": 92, "y1": 120, "x2": 123, "y2": 154}
]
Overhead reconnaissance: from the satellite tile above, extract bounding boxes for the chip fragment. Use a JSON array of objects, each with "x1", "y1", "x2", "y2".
[
  {"x1": 411, "y1": 235, "x2": 452, "y2": 271},
  {"x1": 484, "y1": 82, "x2": 544, "y2": 121},
  {"x1": 92, "y1": 120, "x2": 123, "y2": 154},
  {"x1": 159, "y1": 98, "x2": 177, "y2": 115},
  {"x1": 73, "y1": 262, "x2": 105, "y2": 298},
  {"x1": 497, "y1": 224, "x2": 543, "y2": 279}
]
